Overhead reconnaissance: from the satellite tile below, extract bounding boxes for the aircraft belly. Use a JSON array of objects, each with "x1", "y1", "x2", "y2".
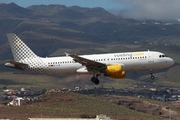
[
  {"x1": 124, "y1": 60, "x2": 169, "y2": 71},
  {"x1": 49, "y1": 64, "x2": 82, "y2": 75},
  {"x1": 148, "y1": 60, "x2": 171, "y2": 70},
  {"x1": 123, "y1": 60, "x2": 148, "y2": 71}
]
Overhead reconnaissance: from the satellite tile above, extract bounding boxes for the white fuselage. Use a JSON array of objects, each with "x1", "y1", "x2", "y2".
[
  {"x1": 5, "y1": 33, "x2": 175, "y2": 83},
  {"x1": 35, "y1": 51, "x2": 174, "y2": 75}
]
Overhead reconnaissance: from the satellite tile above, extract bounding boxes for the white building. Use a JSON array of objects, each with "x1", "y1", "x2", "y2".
[
  {"x1": 28, "y1": 114, "x2": 113, "y2": 120},
  {"x1": 7, "y1": 97, "x2": 24, "y2": 106}
]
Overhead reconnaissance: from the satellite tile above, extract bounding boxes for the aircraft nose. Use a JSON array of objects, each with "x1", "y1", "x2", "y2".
[{"x1": 168, "y1": 58, "x2": 175, "y2": 66}]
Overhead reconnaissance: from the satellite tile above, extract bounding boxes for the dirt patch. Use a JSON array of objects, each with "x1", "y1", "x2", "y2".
[{"x1": 104, "y1": 95, "x2": 179, "y2": 119}]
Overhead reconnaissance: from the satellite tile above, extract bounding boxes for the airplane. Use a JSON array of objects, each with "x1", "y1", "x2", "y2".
[{"x1": 5, "y1": 33, "x2": 174, "y2": 84}]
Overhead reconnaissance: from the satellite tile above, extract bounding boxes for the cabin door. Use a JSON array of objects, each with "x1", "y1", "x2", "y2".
[{"x1": 148, "y1": 51, "x2": 154, "y2": 62}]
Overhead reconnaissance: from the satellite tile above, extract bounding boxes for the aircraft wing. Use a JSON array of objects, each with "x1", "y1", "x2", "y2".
[{"x1": 68, "y1": 54, "x2": 106, "y2": 71}]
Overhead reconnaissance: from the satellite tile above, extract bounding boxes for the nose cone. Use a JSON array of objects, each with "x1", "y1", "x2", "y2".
[{"x1": 168, "y1": 58, "x2": 175, "y2": 67}]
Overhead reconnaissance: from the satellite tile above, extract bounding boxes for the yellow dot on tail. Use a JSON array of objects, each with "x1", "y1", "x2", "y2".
[{"x1": 16, "y1": 41, "x2": 21, "y2": 46}]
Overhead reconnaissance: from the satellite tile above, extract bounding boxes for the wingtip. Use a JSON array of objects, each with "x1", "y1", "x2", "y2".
[{"x1": 65, "y1": 52, "x2": 69, "y2": 56}]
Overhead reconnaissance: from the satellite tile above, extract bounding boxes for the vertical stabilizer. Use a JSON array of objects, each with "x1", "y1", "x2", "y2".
[{"x1": 7, "y1": 33, "x2": 38, "y2": 61}]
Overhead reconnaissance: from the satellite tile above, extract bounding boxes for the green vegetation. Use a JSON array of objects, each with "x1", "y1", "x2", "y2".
[
  {"x1": 0, "y1": 92, "x2": 166, "y2": 120},
  {"x1": 0, "y1": 72, "x2": 65, "y2": 89}
]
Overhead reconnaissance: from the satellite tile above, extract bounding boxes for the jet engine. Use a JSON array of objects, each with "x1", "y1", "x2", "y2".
[{"x1": 105, "y1": 65, "x2": 125, "y2": 79}]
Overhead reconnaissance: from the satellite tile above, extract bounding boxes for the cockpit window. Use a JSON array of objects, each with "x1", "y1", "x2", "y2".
[{"x1": 159, "y1": 54, "x2": 167, "y2": 58}]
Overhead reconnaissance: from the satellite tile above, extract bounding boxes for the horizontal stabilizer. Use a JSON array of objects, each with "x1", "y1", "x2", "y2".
[{"x1": 5, "y1": 60, "x2": 28, "y2": 67}]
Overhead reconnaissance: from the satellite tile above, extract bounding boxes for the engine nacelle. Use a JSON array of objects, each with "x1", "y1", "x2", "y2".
[{"x1": 106, "y1": 65, "x2": 126, "y2": 79}]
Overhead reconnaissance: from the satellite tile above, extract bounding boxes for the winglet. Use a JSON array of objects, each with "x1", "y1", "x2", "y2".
[{"x1": 65, "y1": 52, "x2": 69, "y2": 56}]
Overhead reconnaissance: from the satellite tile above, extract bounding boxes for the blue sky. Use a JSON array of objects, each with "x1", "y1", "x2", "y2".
[{"x1": 5, "y1": 0, "x2": 124, "y2": 9}]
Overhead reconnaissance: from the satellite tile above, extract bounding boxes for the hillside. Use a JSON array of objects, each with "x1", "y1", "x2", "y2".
[
  {"x1": 0, "y1": 3, "x2": 32, "y2": 18},
  {"x1": 25, "y1": 4, "x2": 180, "y2": 46},
  {"x1": 0, "y1": 92, "x2": 168, "y2": 120},
  {"x1": 0, "y1": 3, "x2": 180, "y2": 59}
]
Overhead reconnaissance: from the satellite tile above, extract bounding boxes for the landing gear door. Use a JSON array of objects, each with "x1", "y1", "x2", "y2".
[{"x1": 148, "y1": 51, "x2": 154, "y2": 62}]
